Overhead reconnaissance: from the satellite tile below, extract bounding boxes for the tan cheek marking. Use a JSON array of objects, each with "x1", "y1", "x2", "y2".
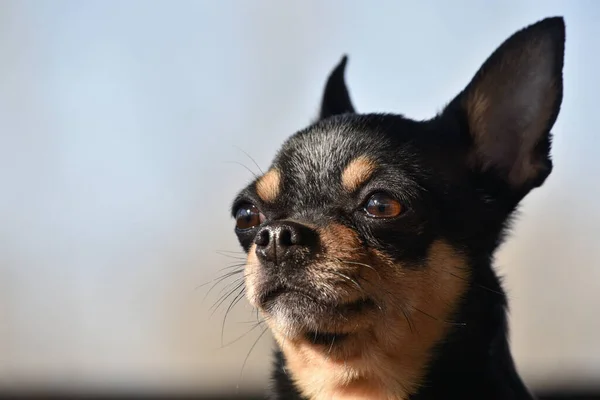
[
  {"x1": 256, "y1": 168, "x2": 281, "y2": 203},
  {"x1": 274, "y1": 240, "x2": 470, "y2": 400},
  {"x1": 341, "y1": 156, "x2": 377, "y2": 192},
  {"x1": 367, "y1": 240, "x2": 470, "y2": 397},
  {"x1": 317, "y1": 223, "x2": 363, "y2": 261},
  {"x1": 244, "y1": 244, "x2": 260, "y2": 308}
]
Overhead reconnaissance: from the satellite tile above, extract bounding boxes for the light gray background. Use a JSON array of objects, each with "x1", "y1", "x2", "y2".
[{"x1": 1, "y1": 0, "x2": 598, "y2": 395}]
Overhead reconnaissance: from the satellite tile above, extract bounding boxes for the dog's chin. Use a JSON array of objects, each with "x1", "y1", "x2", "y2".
[{"x1": 258, "y1": 289, "x2": 375, "y2": 344}]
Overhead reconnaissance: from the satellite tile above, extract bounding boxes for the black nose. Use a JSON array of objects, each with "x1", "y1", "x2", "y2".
[{"x1": 254, "y1": 221, "x2": 317, "y2": 265}]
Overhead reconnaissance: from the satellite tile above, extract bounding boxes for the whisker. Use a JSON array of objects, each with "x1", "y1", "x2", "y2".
[
  {"x1": 336, "y1": 259, "x2": 382, "y2": 280},
  {"x1": 195, "y1": 267, "x2": 244, "y2": 292},
  {"x1": 210, "y1": 281, "x2": 245, "y2": 316},
  {"x1": 401, "y1": 306, "x2": 416, "y2": 334},
  {"x1": 215, "y1": 277, "x2": 244, "y2": 298},
  {"x1": 216, "y1": 251, "x2": 246, "y2": 260},
  {"x1": 442, "y1": 269, "x2": 505, "y2": 296},
  {"x1": 411, "y1": 306, "x2": 467, "y2": 327},
  {"x1": 233, "y1": 145, "x2": 264, "y2": 175},
  {"x1": 237, "y1": 326, "x2": 269, "y2": 393},
  {"x1": 221, "y1": 320, "x2": 264, "y2": 348},
  {"x1": 328, "y1": 334, "x2": 336, "y2": 355},
  {"x1": 326, "y1": 246, "x2": 363, "y2": 253},
  {"x1": 328, "y1": 271, "x2": 365, "y2": 296},
  {"x1": 224, "y1": 161, "x2": 259, "y2": 178},
  {"x1": 352, "y1": 275, "x2": 386, "y2": 312},
  {"x1": 221, "y1": 287, "x2": 249, "y2": 346},
  {"x1": 202, "y1": 269, "x2": 245, "y2": 304},
  {"x1": 215, "y1": 263, "x2": 246, "y2": 273},
  {"x1": 237, "y1": 318, "x2": 265, "y2": 325},
  {"x1": 215, "y1": 263, "x2": 247, "y2": 273}
]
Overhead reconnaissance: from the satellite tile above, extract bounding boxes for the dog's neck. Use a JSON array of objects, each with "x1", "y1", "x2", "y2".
[
  {"x1": 410, "y1": 258, "x2": 533, "y2": 400},
  {"x1": 269, "y1": 259, "x2": 532, "y2": 400}
]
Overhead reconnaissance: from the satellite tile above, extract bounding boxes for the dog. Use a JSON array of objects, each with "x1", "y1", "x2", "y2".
[{"x1": 231, "y1": 17, "x2": 565, "y2": 399}]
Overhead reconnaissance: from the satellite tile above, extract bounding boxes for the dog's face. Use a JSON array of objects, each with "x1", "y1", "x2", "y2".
[
  {"x1": 234, "y1": 115, "x2": 469, "y2": 336},
  {"x1": 231, "y1": 18, "x2": 564, "y2": 398}
]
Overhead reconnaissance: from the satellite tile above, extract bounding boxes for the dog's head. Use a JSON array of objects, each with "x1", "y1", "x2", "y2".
[{"x1": 231, "y1": 17, "x2": 564, "y2": 398}]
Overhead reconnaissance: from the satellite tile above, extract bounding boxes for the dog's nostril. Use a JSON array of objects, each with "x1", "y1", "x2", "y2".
[
  {"x1": 254, "y1": 228, "x2": 270, "y2": 247},
  {"x1": 289, "y1": 228, "x2": 302, "y2": 245},
  {"x1": 279, "y1": 228, "x2": 293, "y2": 247}
]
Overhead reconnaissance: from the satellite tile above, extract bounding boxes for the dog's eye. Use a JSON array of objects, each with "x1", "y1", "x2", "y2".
[
  {"x1": 364, "y1": 193, "x2": 403, "y2": 218},
  {"x1": 235, "y1": 204, "x2": 265, "y2": 230}
]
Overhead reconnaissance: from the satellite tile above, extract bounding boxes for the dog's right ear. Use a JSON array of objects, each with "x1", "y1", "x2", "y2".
[{"x1": 317, "y1": 55, "x2": 356, "y2": 120}]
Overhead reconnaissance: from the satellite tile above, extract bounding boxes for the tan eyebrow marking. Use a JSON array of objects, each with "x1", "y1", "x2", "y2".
[
  {"x1": 256, "y1": 168, "x2": 281, "y2": 203},
  {"x1": 341, "y1": 156, "x2": 377, "y2": 192}
]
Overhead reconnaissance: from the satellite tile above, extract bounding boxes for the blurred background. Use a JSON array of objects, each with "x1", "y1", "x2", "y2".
[{"x1": 1, "y1": 0, "x2": 599, "y2": 398}]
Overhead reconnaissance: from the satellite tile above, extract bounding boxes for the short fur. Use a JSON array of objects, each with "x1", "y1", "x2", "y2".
[{"x1": 231, "y1": 17, "x2": 565, "y2": 400}]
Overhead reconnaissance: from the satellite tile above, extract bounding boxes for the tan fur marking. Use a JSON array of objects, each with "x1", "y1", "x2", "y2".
[
  {"x1": 256, "y1": 169, "x2": 281, "y2": 202},
  {"x1": 244, "y1": 244, "x2": 261, "y2": 308},
  {"x1": 318, "y1": 222, "x2": 362, "y2": 261},
  {"x1": 341, "y1": 156, "x2": 377, "y2": 192},
  {"x1": 267, "y1": 239, "x2": 470, "y2": 400}
]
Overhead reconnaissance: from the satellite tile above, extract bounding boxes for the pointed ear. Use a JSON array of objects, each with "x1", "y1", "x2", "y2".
[
  {"x1": 450, "y1": 17, "x2": 565, "y2": 190},
  {"x1": 318, "y1": 55, "x2": 356, "y2": 120}
]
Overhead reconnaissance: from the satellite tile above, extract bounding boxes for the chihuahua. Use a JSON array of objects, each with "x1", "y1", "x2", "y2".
[{"x1": 231, "y1": 17, "x2": 565, "y2": 400}]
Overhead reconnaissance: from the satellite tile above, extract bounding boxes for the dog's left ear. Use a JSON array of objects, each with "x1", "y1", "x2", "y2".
[
  {"x1": 448, "y1": 17, "x2": 565, "y2": 191},
  {"x1": 318, "y1": 55, "x2": 356, "y2": 120}
]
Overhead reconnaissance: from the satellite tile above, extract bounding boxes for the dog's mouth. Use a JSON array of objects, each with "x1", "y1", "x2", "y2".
[
  {"x1": 260, "y1": 286, "x2": 319, "y2": 307},
  {"x1": 260, "y1": 286, "x2": 374, "y2": 313},
  {"x1": 258, "y1": 285, "x2": 375, "y2": 341},
  {"x1": 304, "y1": 331, "x2": 350, "y2": 345}
]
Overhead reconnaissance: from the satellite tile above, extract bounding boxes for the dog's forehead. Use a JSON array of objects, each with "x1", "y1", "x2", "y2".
[
  {"x1": 247, "y1": 114, "x2": 429, "y2": 213},
  {"x1": 273, "y1": 123, "x2": 387, "y2": 191},
  {"x1": 279, "y1": 130, "x2": 369, "y2": 176}
]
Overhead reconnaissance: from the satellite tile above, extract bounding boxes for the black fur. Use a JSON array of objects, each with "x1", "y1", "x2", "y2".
[
  {"x1": 231, "y1": 17, "x2": 565, "y2": 400},
  {"x1": 318, "y1": 55, "x2": 355, "y2": 120}
]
